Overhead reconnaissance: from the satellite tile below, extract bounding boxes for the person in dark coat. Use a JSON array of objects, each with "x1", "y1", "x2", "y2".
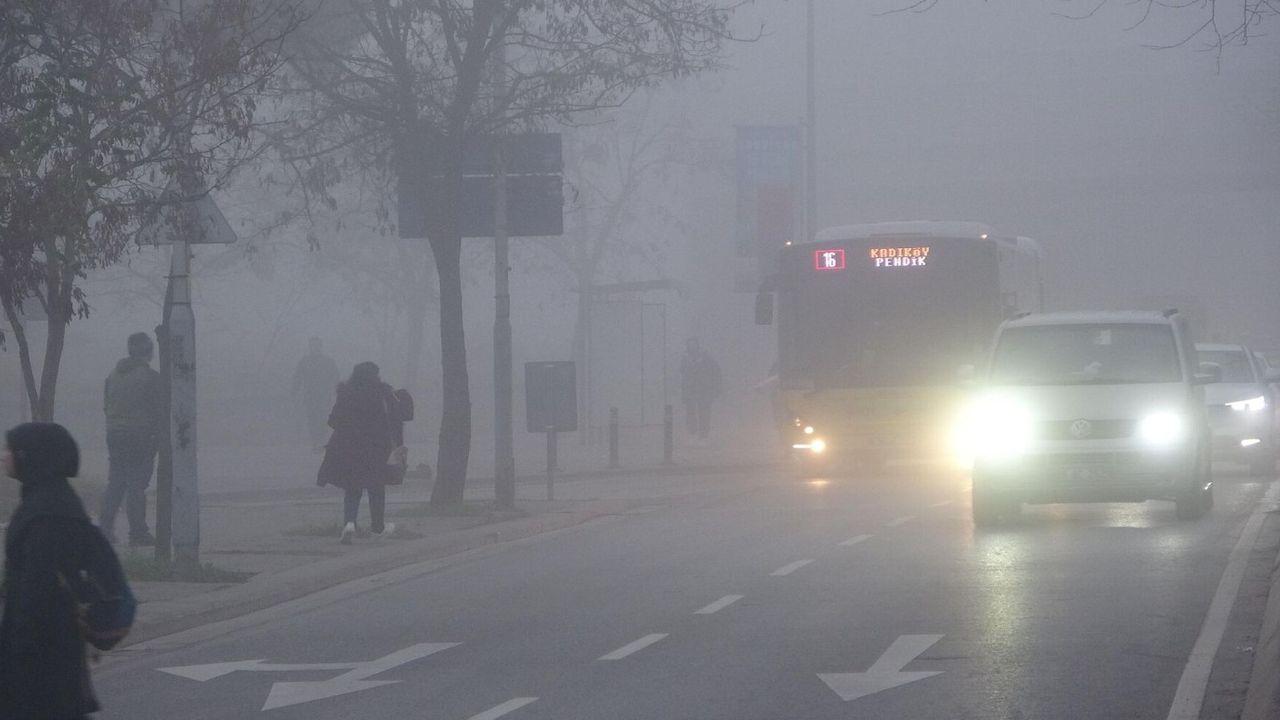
[
  {"x1": 0, "y1": 423, "x2": 100, "y2": 720},
  {"x1": 99, "y1": 331, "x2": 162, "y2": 546},
  {"x1": 680, "y1": 338, "x2": 723, "y2": 445},
  {"x1": 319, "y1": 362, "x2": 400, "y2": 544}
]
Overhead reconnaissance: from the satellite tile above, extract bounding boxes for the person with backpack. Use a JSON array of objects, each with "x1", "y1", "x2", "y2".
[
  {"x1": 1, "y1": 423, "x2": 134, "y2": 719},
  {"x1": 317, "y1": 362, "x2": 411, "y2": 544}
]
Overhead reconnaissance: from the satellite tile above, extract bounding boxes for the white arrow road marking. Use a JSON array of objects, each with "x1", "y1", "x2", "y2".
[
  {"x1": 261, "y1": 643, "x2": 458, "y2": 710},
  {"x1": 467, "y1": 697, "x2": 538, "y2": 720},
  {"x1": 159, "y1": 643, "x2": 459, "y2": 712},
  {"x1": 599, "y1": 634, "x2": 668, "y2": 660},
  {"x1": 884, "y1": 515, "x2": 915, "y2": 528},
  {"x1": 839, "y1": 534, "x2": 872, "y2": 547},
  {"x1": 819, "y1": 634, "x2": 944, "y2": 702},
  {"x1": 160, "y1": 660, "x2": 361, "y2": 682},
  {"x1": 770, "y1": 559, "x2": 815, "y2": 576},
  {"x1": 695, "y1": 595, "x2": 743, "y2": 615}
]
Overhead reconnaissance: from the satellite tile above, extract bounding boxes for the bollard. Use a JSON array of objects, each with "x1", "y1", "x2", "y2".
[
  {"x1": 663, "y1": 404, "x2": 675, "y2": 466},
  {"x1": 609, "y1": 407, "x2": 620, "y2": 469}
]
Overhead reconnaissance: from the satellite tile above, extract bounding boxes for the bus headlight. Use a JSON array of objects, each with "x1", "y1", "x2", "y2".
[
  {"x1": 1138, "y1": 412, "x2": 1185, "y2": 446},
  {"x1": 793, "y1": 437, "x2": 827, "y2": 454}
]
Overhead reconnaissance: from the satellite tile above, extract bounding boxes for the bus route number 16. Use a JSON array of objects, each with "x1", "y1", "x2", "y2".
[{"x1": 814, "y1": 248, "x2": 846, "y2": 272}]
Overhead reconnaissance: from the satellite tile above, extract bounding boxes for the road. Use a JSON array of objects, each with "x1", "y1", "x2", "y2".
[{"x1": 96, "y1": 463, "x2": 1277, "y2": 719}]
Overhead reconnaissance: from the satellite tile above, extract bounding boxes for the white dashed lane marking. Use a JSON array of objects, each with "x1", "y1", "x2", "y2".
[
  {"x1": 770, "y1": 559, "x2": 815, "y2": 576},
  {"x1": 467, "y1": 697, "x2": 538, "y2": 720},
  {"x1": 928, "y1": 500, "x2": 952, "y2": 508},
  {"x1": 599, "y1": 634, "x2": 668, "y2": 661},
  {"x1": 884, "y1": 515, "x2": 915, "y2": 528},
  {"x1": 694, "y1": 595, "x2": 744, "y2": 615},
  {"x1": 839, "y1": 534, "x2": 872, "y2": 547}
]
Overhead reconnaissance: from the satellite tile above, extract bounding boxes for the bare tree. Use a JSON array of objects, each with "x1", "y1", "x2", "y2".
[
  {"x1": 0, "y1": 0, "x2": 301, "y2": 419},
  {"x1": 891, "y1": 1, "x2": 1278, "y2": 55},
  {"x1": 281, "y1": 0, "x2": 746, "y2": 506}
]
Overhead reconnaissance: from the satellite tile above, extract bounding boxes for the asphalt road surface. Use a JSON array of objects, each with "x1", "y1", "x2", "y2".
[{"x1": 96, "y1": 463, "x2": 1277, "y2": 719}]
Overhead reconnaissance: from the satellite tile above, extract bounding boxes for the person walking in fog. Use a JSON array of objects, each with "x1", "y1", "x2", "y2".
[
  {"x1": 681, "y1": 338, "x2": 722, "y2": 445},
  {"x1": 99, "y1": 332, "x2": 162, "y2": 546},
  {"x1": 1, "y1": 423, "x2": 104, "y2": 719},
  {"x1": 317, "y1": 362, "x2": 408, "y2": 544},
  {"x1": 292, "y1": 337, "x2": 340, "y2": 452}
]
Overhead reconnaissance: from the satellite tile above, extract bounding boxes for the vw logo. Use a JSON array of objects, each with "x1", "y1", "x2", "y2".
[{"x1": 1069, "y1": 419, "x2": 1093, "y2": 439}]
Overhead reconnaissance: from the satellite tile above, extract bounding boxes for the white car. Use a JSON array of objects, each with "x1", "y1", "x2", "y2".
[
  {"x1": 960, "y1": 310, "x2": 1213, "y2": 526},
  {"x1": 1196, "y1": 343, "x2": 1279, "y2": 476}
]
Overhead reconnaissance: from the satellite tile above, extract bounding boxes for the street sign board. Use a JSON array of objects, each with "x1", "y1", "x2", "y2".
[
  {"x1": 463, "y1": 133, "x2": 563, "y2": 176},
  {"x1": 399, "y1": 175, "x2": 564, "y2": 239},
  {"x1": 525, "y1": 361, "x2": 577, "y2": 433},
  {"x1": 136, "y1": 182, "x2": 237, "y2": 246},
  {"x1": 398, "y1": 133, "x2": 564, "y2": 239}
]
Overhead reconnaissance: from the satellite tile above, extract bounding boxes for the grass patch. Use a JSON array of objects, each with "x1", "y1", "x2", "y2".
[
  {"x1": 121, "y1": 555, "x2": 252, "y2": 583},
  {"x1": 391, "y1": 500, "x2": 495, "y2": 518}
]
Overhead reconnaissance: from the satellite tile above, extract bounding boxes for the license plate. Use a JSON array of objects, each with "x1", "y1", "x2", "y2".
[{"x1": 1064, "y1": 466, "x2": 1109, "y2": 483}]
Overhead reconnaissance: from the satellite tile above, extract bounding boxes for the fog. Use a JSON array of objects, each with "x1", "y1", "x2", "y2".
[{"x1": 4, "y1": 1, "x2": 1277, "y2": 492}]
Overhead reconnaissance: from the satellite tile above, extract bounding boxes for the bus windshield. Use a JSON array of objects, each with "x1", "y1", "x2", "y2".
[{"x1": 781, "y1": 239, "x2": 999, "y2": 388}]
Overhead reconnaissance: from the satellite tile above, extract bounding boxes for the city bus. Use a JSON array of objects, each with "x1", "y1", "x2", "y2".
[{"x1": 757, "y1": 221, "x2": 1043, "y2": 471}]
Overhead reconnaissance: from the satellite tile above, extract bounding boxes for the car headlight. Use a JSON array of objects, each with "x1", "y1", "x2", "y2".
[
  {"x1": 954, "y1": 395, "x2": 1034, "y2": 461},
  {"x1": 1227, "y1": 396, "x2": 1267, "y2": 412},
  {"x1": 1138, "y1": 412, "x2": 1186, "y2": 445}
]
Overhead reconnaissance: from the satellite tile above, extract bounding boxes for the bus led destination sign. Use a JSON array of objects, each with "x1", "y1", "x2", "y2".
[{"x1": 869, "y1": 246, "x2": 930, "y2": 268}]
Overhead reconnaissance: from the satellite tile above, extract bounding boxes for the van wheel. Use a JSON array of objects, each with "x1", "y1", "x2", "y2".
[
  {"x1": 972, "y1": 475, "x2": 1015, "y2": 527},
  {"x1": 1249, "y1": 447, "x2": 1275, "y2": 477},
  {"x1": 1176, "y1": 454, "x2": 1212, "y2": 520}
]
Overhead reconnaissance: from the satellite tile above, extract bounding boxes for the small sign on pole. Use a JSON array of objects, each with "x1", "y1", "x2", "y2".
[{"x1": 525, "y1": 361, "x2": 577, "y2": 500}]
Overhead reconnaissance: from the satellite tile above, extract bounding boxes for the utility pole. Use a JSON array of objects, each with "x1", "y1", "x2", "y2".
[
  {"x1": 805, "y1": 0, "x2": 818, "y2": 244},
  {"x1": 168, "y1": 214, "x2": 199, "y2": 567},
  {"x1": 493, "y1": 42, "x2": 516, "y2": 509}
]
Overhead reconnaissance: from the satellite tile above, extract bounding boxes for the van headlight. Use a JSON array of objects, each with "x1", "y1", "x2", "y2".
[
  {"x1": 1227, "y1": 396, "x2": 1267, "y2": 412},
  {"x1": 1137, "y1": 412, "x2": 1186, "y2": 446},
  {"x1": 954, "y1": 395, "x2": 1034, "y2": 461}
]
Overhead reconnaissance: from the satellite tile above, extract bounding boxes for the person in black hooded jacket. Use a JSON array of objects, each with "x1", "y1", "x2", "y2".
[{"x1": 0, "y1": 423, "x2": 100, "y2": 719}]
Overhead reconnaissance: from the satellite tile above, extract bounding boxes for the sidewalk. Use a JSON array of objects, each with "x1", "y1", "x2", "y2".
[{"x1": 118, "y1": 446, "x2": 777, "y2": 646}]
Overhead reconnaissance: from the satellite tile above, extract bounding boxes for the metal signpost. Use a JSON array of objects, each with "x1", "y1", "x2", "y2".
[
  {"x1": 399, "y1": 133, "x2": 563, "y2": 509},
  {"x1": 137, "y1": 182, "x2": 236, "y2": 565}
]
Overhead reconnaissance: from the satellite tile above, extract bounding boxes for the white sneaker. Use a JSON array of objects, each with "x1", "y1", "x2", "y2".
[
  {"x1": 340, "y1": 522, "x2": 355, "y2": 545},
  {"x1": 372, "y1": 522, "x2": 396, "y2": 540}
]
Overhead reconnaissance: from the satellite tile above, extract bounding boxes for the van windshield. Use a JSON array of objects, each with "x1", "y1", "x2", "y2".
[{"x1": 990, "y1": 324, "x2": 1181, "y2": 385}]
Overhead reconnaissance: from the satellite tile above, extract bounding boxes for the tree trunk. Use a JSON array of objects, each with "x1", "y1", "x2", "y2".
[
  {"x1": 34, "y1": 314, "x2": 66, "y2": 421},
  {"x1": 427, "y1": 231, "x2": 470, "y2": 506},
  {"x1": 0, "y1": 294, "x2": 39, "y2": 421}
]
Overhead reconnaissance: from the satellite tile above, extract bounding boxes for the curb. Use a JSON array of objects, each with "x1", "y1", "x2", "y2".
[
  {"x1": 124, "y1": 497, "x2": 647, "y2": 647},
  {"x1": 1243, "y1": 509, "x2": 1280, "y2": 720}
]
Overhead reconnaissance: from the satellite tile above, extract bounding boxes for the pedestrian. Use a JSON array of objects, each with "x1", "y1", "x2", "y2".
[
  {"x1": 0, "y1": 423, "x2": 103, "y2": 719},
  {"x1": 99, "y1": 331, "x2": 162, "y2": 546},
  {"x1": 292, "y1": 337, "x2": 340, "y2": 452},
  {"x1": 317, "y1": 362, "x2": 407, "y2": 544},
  {"x1": 680, "y1": 338, "x2": 722, "y2": 445}
]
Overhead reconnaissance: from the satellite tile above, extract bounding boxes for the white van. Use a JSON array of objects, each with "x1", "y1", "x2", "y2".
[{"x1": 959, "y1": 310, "x2": 1214, "y2": 526}]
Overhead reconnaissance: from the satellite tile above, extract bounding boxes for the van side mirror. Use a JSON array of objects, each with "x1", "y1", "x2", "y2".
[
  {"x1": 755, "y1": 291, "x2": 774, "y2": 326},
  {"x1": 1194, "y1": 362, "x2": 1222, "y2": 385}
]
